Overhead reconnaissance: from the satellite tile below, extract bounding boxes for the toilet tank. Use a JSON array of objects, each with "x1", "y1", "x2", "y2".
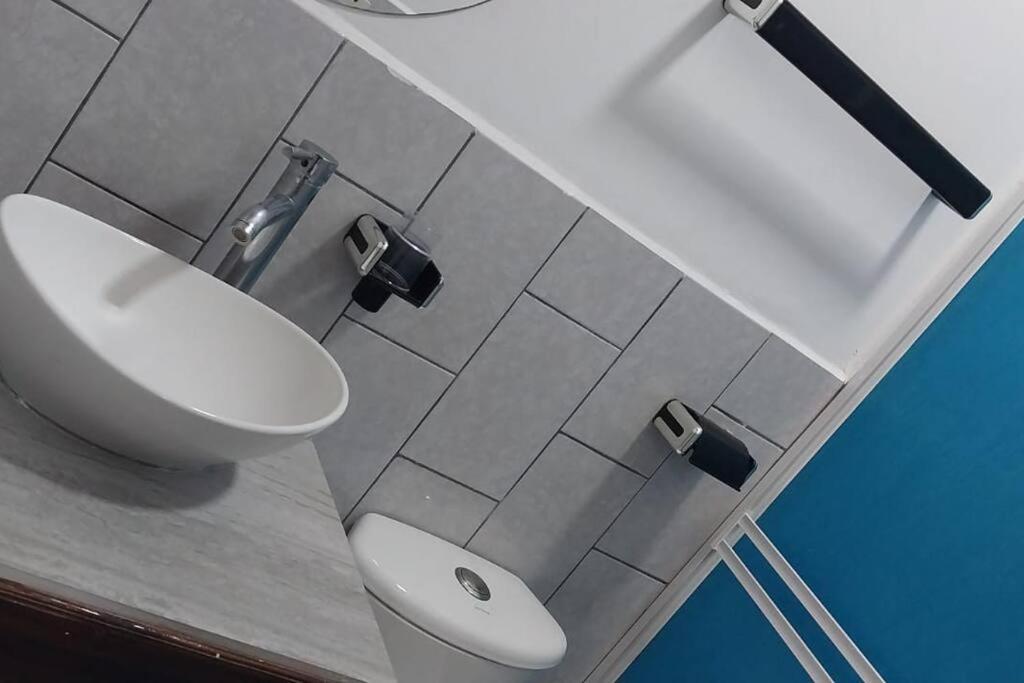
[{"x1": 349, "y1": 514, "x2": 567, "y2": 683}]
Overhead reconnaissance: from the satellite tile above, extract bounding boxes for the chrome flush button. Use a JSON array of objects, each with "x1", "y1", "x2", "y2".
[{"x1": 455, "y1": 567, "x2": 491, "y2": 601}]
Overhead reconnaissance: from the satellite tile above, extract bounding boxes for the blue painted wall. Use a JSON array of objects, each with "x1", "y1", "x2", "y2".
[{"x1": 622, "y1": 219, "x2": 1024, "y2": 681}]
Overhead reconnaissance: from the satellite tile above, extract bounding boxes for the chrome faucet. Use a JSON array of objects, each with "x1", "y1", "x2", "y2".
[{"x1": 214, "y1": 140, "x2": 338, "y2": 292}]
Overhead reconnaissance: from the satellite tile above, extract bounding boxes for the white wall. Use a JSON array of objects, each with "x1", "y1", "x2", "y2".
[{"x1": 291, "y1": 0, "x2": 1024, "y2": 379}]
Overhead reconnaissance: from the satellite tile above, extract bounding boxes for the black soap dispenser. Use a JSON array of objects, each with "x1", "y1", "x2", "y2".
[
  {"x1": 344, "y1": 215, "x2": 444, "y2": 313},
  {"x1": 653, "y1": 399, "x2": 757, "y2": 491}
]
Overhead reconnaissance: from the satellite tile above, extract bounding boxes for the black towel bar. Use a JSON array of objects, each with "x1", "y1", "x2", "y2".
[{"x1": 725, "y1": 0, "x2": 991, "y2": 220}]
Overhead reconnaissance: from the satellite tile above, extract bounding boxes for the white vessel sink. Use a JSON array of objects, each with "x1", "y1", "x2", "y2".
[{"x1": 0, "y1": 194, "x2": 348, "y2": 469}]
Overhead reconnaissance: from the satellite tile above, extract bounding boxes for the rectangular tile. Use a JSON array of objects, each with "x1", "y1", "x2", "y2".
[
  {"x1": 193, "y1": 142, "x2": 404, "y2": 340},
  {"x1": 598, "y1": 409, "x2": 783, "y2": 581},
  {"x1": 468, "y1": 435, "x2": 643, "y2": 601},
  {"x1": 31, "y1": 163, "x2": 200, "y2": 261},
  {"x1": 349, "y1": 135, "x2": 584, "y2": 372},
  {"x1": 0, "y1": 0, "x2": 115, "y2": 197},
  {"x1": 347, "y1": 457, "x2": 495, "y2": 547},
  {"x1": 565, "y1": 279, "x2": 768, "y2": 476},
  {"x1": 288, "y1": 44, "x2": 472, "y2": 213},
  {"x1": 541, "y1": 551, "x2": 664, "y2": 683},
  {"x1": 404, "y1": 295, "x2": 618, "y2": 498},
  {"x1": 54, "y1": 0, "x2": 339, "y2": 237},
  {"x1": 314, "y1": 319, "x2": 452, "y2": 519},
  {"x1": 716, "y1": 335, "x2": 842, "y2": 447},
  {"x1": 529, "y1": 210, "x2": 680, "y2": 348},
  {"x1": 60, "y1": 0, "x2": 146, "y2": 37}
]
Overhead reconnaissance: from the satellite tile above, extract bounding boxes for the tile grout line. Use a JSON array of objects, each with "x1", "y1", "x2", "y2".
[
  {"x1": 411, "y1": 131, "x2": 475, "y2": 216},
  {"x1": 396, "y1": 455, "x2": 500, "y2": 503},
  {"x1": 579, "y1": 553, "x2": 667, "y2": 683},
  {"x1": 335, "y1": 169, "x2": 405, "y2": 217},
  {"x1": 542, "y1": 448, "x2": 668, "y2": 605},
  {"x1": 340, "y1": 453, "x2": 499, "y2": 528},
  {"x1": 338, "y1": 419, "x2": 496, "y2": 525},
  {"x1": 557, "y1": 431, "x2": 649, "y2": 479},
  {"x1": 339, "y1": 315, "x2": 454, "y2": 375},
  {"x1": 592, "y1": 547, "x2": 668, "y2": 585},
  {"x1": 620, "y1": 277, "x2": 685, "y2": 351},
  {"x1": 24, "y1": 0, "x2": 154, "y2": 195},
  {"x1": 716, "y1": 373, "x2": 843, "y2": 454},
  {"x1": 338, "y1": 343, "x2": 466, "y2": 524},
  {"x1": 317, "y1": 299, "x2": 354, "y2": 345},
  {"x1": 200, "y1": 40, "x2": 348, "y2": 257},
  {"x1": 280, "y1": 134, "x2": 408, "y2": 218},
  {"x1": 709, "y1": 333, "x2": 772, "y2": 408},
  {"x1": 48, "y1": 0, "x2": 121, "y2": 41},
  {"x1": 524, "y1": 292, "x2": 623, "y2": 352},
  {"x1": 523, "y1": 207, "x2": 589, "y2": 293},
  {"x1": 544, "y1": 466, "x2": 663, "y2": 606},
  {"x1": 43, "y1": 159, "x2": 202, "y2": 245},
  {"x1": 462, "y1": 426, "x2": 565, "y2": 550},
  {"x1": 711, "y1": 405, "x2": 788, "y2": 451}
]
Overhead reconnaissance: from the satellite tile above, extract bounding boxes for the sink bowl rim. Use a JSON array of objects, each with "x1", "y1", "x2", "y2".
[{"x1": 0, "y1": 193, "x2": 349, "y2": 438}]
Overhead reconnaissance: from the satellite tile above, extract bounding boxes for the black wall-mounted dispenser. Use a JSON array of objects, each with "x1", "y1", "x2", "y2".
[
  {"x1": 724, "y1": 0, "x2": 991, "y2": 220},
  {"x1": 344, "y1": 215, "x2": 444, "y2": 313},
  {"x1": 653, "y1": 400, "x2": 757, "y2": 491}
]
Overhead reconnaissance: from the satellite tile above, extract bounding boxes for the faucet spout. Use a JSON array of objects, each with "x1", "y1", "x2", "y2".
[
  {"x1": 230, "y1": 195, "x2": 295, "y2": 245},
  {"x1": 213, "y1": 141, "x2": 337, "y2": 293}
]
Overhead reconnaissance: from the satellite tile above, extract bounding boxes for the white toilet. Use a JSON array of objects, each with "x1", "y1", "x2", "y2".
[{"x1": 349, "y1": 514, "x2": 567, "y2": 683}]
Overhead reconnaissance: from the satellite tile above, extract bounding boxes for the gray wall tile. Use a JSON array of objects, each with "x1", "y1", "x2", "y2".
[
  {"x1": 193, "y1": 142, "x2": 404, "y2": 340},
  {"x1": 468, "y1": 435, "x2": 643, "y2": 601},
  {"x1": 30, "y1": 163, "x2": 200, "y2": 261},
  {"x1": 288, "y1": 44, "x2": 472, "y2": 213},
  {"x1": 315, "y1": 319, "x2": 452, "y2": 519},
  {"x1": 60, "y1": 0, "x2": 146, "y2": 37},
  {"x1": 349, "y1": 135, "x2": 583, "y2": 372},
  {"x1": 565, "y1": 279, "x2": 768, "y2": 476},
  {"x1": 716, "y1": 335, "x2": 841, "y2": 447},
  {"x1": 54, "y1": 0, "x2": 339, "y2": 237},
  {"x1": 347, "y1": 457, "x2": 495, "y2": 546},
  {"x1": 0, "y1": 0, "x2": 115, "y2": 197},
  {"x1": 542, "y1": 551, "x2": 663, "y2": 683},
  {"x1": 404, "y1": 295, "x2": 617, "y2": 498},
  {"x1": 529, "y1": 211, "x2": 680, "y2": 348},
  {"x1": 598, "y1": 409, "x2": 782, "y2": 581}
]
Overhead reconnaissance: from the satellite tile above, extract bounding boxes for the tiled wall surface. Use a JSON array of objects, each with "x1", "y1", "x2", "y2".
[{"x1": 1, "y1": 1, "x2": 844, "y2": 681}]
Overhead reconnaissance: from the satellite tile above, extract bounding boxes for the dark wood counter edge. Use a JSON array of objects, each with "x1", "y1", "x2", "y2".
[{"x1": 0, "y1": 572, "x2": 367, "y2": 683}]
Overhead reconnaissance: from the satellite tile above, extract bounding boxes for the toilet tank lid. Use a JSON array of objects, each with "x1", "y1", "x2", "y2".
[{"x1": 349, "y1": 514, "x2": 567, "y2": 670}]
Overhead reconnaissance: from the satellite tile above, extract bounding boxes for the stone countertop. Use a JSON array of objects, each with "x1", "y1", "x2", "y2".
[{"x1": 0, "y1": 387, "x2": 395, "y2": 683}]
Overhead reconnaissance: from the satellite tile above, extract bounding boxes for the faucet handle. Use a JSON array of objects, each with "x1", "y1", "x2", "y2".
[{"x1": 282, "y1": 140, "x2": 338, "y2": 185}]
